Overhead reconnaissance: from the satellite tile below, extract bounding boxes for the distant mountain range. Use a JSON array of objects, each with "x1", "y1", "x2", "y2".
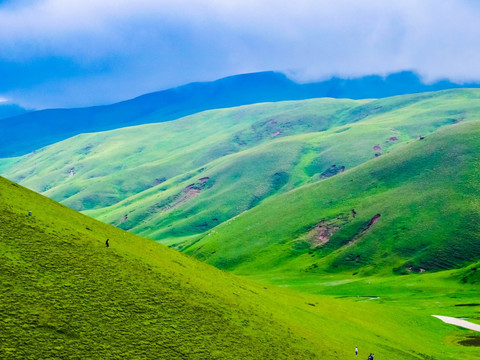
[
  {"x1": 1, "y1": 70, "x2": 480, "y2": 157},
  {"x1": 0, "y1": 102, "x2": 28, "y2": 121}
]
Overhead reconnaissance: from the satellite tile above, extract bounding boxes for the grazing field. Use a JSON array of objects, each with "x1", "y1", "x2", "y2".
[{"x1": 1, "y1": 177, "x2": 479, "y2": 359}]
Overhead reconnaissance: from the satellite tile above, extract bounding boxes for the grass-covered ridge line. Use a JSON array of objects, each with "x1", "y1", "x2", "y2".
[
  {"x1": 2, "y1": 177, "x2": 480, "y2": 359},
  {"x1": 2, "y1": 70, "x2": 478, "y2": 158},
  {"x1": 185, "y1": 120, "x2": 480, "y2": 275},
  {"x1": 3, "y1": 89, "x2": 480, "y2": 250}
]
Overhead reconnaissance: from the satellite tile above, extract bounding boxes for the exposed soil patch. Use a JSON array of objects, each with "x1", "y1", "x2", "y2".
[
  {"x1": 389, "y1": 137, "x2": 398, "y2": 141},
  {"x1": 272, "y1": 131, "x2": 280, "y2": 137},
  {"x1": 161, "y1": 187, "x2": 200, "y2": 212},
  {"x1": 373, "y1": 145, "x2": 381, "y2": 151},
  {"x1": 152, "y1": 177, "x2": 213, "y2": 214},
  {"x1": 347, "y1": 214, "x2": 381, "y2": 245},
  {"x1": 304, "y1": 215, "x2": 351, "y2": 249},
  {"x1": 368, "y1": 214, "x2": 381, "y2": 226},
  {"x1": 307, "y1": 221, "x2": 340, "y2": 247},
  {"x1": 179, "y1": 186, "x2": 201, "y2": 204},
  {"x1": 320, "y1": 165, "x2": 345, "y2": 179}
]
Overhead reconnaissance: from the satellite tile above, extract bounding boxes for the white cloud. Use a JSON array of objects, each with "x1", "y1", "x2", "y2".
[{"x1": 1, "y1": 0, "x2": 480, "y2": 106}]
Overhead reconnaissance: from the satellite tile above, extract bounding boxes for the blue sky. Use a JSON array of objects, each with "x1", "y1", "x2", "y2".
[{"x1": 1, "y1": 0, "x2": 480, "y2": 109}]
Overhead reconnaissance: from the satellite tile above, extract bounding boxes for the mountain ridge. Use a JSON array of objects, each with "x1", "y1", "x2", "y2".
[{"x1": 2, "y1": 70, "x2": 480, "y2": 157}]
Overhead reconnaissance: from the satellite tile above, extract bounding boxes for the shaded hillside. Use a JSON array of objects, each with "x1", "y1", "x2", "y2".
[
  {"x1": 184, "y1": 121, "x2": 480, "y2": 275},
  {"x1": 1, "y1": 70, "x2": 479, "y2": 157}
]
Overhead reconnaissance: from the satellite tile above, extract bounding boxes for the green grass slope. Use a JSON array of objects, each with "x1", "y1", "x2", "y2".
[
  {"x1": 87, "y1": 89, "x2": 480, "y2": 243},
  {"x1": 1, "y1": 177, "x2": 479, "y2": 360},
  {"x1": 0, "y1": 176, "x2": 331, "y2": 359},
  {"x1": 3, "y1": 89, "x2": 480, "y2": 247},
  {"x1": 1, "y1": 98, "x2": 362, "y2": 209},
  {"x1": 185, "y1": 120, "x2": 480, "y2": 276}
]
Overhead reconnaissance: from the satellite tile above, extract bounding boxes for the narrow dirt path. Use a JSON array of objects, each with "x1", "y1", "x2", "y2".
[{"x1": 432, "y1": 315, "x2": 480, "y2": 332}]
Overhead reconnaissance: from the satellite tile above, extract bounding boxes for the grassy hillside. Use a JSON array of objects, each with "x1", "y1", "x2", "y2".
[
  {"x1": 2, "y1": 70, "x2": 477, "y2": 157},
  {"x1": 185, "y1": 120, "x2": 480, "y2": 276},
  {"x1": 1, "y1": 97, "x2": 365, "y2": 218},
  {"x1": 3, "y1": 89, "x2": 480, "y2": 249},
  {"x1": 0, "y1": 176, "x2": 329, "y2": 359},
  {"x1": 1, "y1": 177, "x2": 480, "y2": 359}
]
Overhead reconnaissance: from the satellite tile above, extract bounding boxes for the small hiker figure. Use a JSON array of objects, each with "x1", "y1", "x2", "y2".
[
  {"x1": 355, "y1": 347, "x2": 358, "y2": 356},
  {"x1": 28, "y1": 211, "x2": 32, "y2": 216},
  {"x1": 368, "y1": 354, "x2": 373, "y2": 360},
  {"x1": 351, "y1": 209, "x2": 357, "y2": 218},
  {"x1": 106, "y1": 239, "x2": 109, "y2": 248}
]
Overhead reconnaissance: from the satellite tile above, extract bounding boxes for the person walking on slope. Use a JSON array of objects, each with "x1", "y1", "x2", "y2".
[
  {"x1": 355, "y1": 347, "x2": 358, "y2": 356},
  {"x1": 106, "y1": 239, "x2": 109, "y2": 248}
]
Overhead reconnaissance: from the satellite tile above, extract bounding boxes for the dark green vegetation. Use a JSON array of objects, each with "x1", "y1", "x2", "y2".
[
  {"x1": 1, "y1": 177, "x2": 479, "y2": 359},
  {"x1": 2, "y1": 70, "x2": 479, "y2": 157}
]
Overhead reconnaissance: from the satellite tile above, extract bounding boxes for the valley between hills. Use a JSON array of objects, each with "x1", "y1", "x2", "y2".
[{"x1": 0, "y1": 87, "x2": 479, "y2": 359}]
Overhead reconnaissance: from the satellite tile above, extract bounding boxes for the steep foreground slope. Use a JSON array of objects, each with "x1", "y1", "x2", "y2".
[
  {"x1": 1, "y1": 178, "x2": 480, "y2": 360},
  {"x1": 185, "y1": 121, "x2": 480, "y2": 275},
  {"x1": 0, "y1": 176, "x2": 324, "y2": 359}
]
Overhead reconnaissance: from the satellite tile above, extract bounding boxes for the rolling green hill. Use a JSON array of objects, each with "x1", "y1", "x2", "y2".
[
  {"x1": 2, "y1": 87, "x2": 480, "y2": 358},
  {"x1": 2, "y1": 89, "x2": 480, "y2": 256},
  {"x1": 184, "y1": 120, "x2": 480, "y2": 276},
  {"x1": 1, "y1": 179, "x2": 479, "y2": 359}
]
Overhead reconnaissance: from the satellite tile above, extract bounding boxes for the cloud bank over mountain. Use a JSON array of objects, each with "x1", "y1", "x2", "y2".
[{"x1": 1, "y1": 0, "x2": 479, "y2": 108}]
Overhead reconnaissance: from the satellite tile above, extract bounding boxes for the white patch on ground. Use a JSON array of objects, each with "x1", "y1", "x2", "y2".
[{"x1": 432, "y1": 315, "x2": 480, "y2": 332}]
